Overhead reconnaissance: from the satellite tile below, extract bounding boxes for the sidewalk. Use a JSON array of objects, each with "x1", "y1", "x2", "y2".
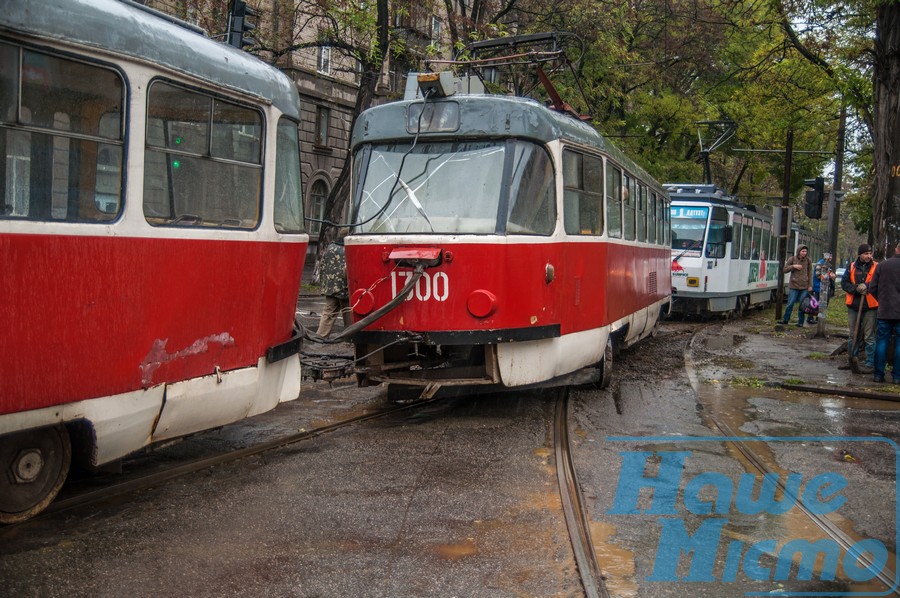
[{"x1": 700, "y1": 308, "x2": 900, "y2": 401}]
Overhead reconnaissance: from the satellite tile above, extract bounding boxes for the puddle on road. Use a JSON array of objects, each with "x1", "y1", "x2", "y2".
[
  {"x1": 590, "y1": 521, "x2": 638, "y2": 598},
  {"x1": 691, "y1": 367, "x2": 899, "y2": 592},
  {"x1": 705, "y1": 335, "x2": 738, "y2": 350}
]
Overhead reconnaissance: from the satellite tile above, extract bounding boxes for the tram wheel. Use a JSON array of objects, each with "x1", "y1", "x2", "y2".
[
  {"x1": 0, "y1": 425, "x2": 71, "y2": 524},
  {"x1": 598, "y1": 337, "x2": 614, "y2": 389}
]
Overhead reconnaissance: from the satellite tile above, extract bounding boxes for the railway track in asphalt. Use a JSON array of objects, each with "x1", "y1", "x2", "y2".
[
  {"x1": 684, "y1": 326, "x2": 900, "y2": 596},
  {"x1": 0, "y1": 397, "x2": 434, "y2": 532},
  {"x1": 554, "y1": 386, "x2": 611, "y2": 598}
]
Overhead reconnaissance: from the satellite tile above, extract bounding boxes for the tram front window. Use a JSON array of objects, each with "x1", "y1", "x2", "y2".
[
  {"x1": 671, "y1": 205, "x2": 709, "y2": 252},
  {"x1": 353, "y1": 140, "x2": 555, "y2": 235}
]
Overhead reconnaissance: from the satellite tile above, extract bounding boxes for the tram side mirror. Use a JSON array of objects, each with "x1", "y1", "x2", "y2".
[{"x1": 724, "y1": 225, "x2": 733, "y2": 243}]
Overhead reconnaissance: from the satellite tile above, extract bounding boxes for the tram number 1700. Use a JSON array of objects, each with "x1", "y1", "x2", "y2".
[{"x1": 391, "y1": 270, "x2": 450, "y2": 302}]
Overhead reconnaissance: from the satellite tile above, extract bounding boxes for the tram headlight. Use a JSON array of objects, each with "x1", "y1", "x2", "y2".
[
  {"x1": 467, "y1": 289, "x2": 497, "y2": 318},
  {"x1": 351, "y1": 289, "x2": 375, "y2": 315}
]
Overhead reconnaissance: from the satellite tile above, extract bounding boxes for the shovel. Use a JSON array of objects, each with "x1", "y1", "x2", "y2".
[{"x1": 849, "y1": 296, "x2": 865, "y2": 374}]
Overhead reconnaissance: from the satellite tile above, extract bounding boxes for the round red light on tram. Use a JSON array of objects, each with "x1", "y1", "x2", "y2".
[
  {"x1": 467, "y1": 289, "x2": 497, "y2": 318},
  {"x1": 351, "y1": 289, "x2": 375, "y2": 315}
]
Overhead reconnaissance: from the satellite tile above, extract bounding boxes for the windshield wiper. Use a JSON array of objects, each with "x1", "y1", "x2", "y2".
[{"x1": 673, "y1": 240, "x2": 702, "y2": 262}]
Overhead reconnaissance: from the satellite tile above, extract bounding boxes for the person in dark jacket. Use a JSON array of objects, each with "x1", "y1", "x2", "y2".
[
  {"x1": 841, "y1": 244, "x2": 879, "y2": 372},
  {"x1": 869, "y1": 242, "x2": 900, "y2": 383},
  {"x1": 810, "y1": 252, "x2": 836, "y2": 324},
  {"x1": 781, "y1": 245, "x2": 813, "y2": 327}
]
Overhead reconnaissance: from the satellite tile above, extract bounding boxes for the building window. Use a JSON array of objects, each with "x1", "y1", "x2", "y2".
[
  {"x1": 315, "y1": 106, "x2": 330, "y2": 147},
  {"x1": 431, "y1": 16, "x2": 441, "y2": 40},
  {"x1": 309, "y1": 179, "x2": 328, "y2": 235},
  {"x1": 317, "y1": 46, "x2": 331, "y2": 75}
]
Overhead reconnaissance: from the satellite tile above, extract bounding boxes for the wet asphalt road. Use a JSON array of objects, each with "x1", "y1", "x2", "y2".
[
  {"x1": 0, "y1": 390, "x2": 579, "y2": 597},
  {"x1": 1, "y1": 309, "x2": 899, "y2": 597}
]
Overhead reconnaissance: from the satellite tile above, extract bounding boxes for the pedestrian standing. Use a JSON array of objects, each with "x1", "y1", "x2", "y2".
[
  {"x1": 316, "y1": 231, "x2": 350, "y2": 338},
  {"x1": 869, "y1": 241, "x2": 900, "y2": 383},
  {"x1": 781, "y1": 244, "x2": 813, "y2": 327},
  {"x1": 810, "y1": 252, "x2": 836, "y2": 325},
  {"x1": 841, "y1": 244, "x2": 878, "y2": 373}
]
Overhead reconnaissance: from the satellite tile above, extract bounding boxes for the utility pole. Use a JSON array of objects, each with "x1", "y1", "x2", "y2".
[
  {"x1": 814, "y1": 106, "x2": 845, "y2": 338},
  {"x1": 829, "y1": 105, "x2": 846, "y2": 261},
  {"x1": 774, "y1": 128, "x2": 793, "y2": 323}
]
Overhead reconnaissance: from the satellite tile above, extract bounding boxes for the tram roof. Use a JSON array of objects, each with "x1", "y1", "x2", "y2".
[
  {"x1": 665, "y1": 183, "x2": 762, "y2": 212},
  {"x1": 1, "y1": 0, "x2": 300, "y2": 119},
  {"x1": 353, "y1": 94, "x2": 663, "y2": 192}
]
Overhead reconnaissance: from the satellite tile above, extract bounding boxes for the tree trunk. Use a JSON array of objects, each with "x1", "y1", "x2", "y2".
[
  {"x1": 314, "y1": 0, "x2": 390, "y2": 269},
  {"x1": 873, "y1": 1, "x2": 900, "y2": 259}
]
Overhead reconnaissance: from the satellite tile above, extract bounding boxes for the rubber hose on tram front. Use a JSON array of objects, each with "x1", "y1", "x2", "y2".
[{"x1": 307, "y1": 264, "x2": 426, "y2": 345}]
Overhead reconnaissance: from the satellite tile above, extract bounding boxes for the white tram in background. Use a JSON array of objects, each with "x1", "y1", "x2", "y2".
[
  {"x1": 0, "y1": 0, "x2": 307, "y2": 522},
  {"x1": 345, "y1": 73, "x2": 672, "y2": 400},
  {"x1": 667, "y1": 184, "x2": 825, "y2": 317}
]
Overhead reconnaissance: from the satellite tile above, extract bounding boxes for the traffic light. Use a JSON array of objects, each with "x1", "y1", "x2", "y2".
[
  {"x1": 227, "y1": 0, "x2": 259, "y2": 50},
  {"x1": 803, "y1": 176, "x2": 825, "y2": 219}
]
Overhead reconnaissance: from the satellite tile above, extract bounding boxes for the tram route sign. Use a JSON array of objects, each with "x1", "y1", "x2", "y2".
[{"x1": 605, "y1": 435, "x2": 899, "y2": 596}]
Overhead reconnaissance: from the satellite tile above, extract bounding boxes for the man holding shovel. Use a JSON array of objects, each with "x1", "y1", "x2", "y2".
[{"x1": 841, "y1": 244, "x2": 878, "y2": 374}]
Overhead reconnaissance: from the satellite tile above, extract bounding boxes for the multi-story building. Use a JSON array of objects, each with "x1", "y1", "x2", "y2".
[{"x1": 142, "y1": 0, "x2": 452, "y2": 250}]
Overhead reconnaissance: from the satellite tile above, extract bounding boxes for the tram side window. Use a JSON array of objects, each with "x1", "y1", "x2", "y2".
[
  {"x1": 274, "y1": 117, "x2": 304, "y2": 233},
  {"x1": 623, "y1": 174, "x2": 636, "y2": 241},
  {"x1": 741, "y1": 218, "x2": 753, "y2": 260},
  {"x1": 144, "y1": 82, "x2": 262, "y2": 229},
  {"x1": 659, "y1": 201, "x2": 672, "y2": 247},
  {"x1": 606, "y1": 165, "x2": 622, "y2": 238},
  {"x1": 562, "y1": 149, "x2": 602, "y2": 235},
  {"x1": 762, "y1": 225, "x2": 771, "y2": 260},
  {"x1": 769, "y1": 223, "x2": 777, "y2": 258},
  {"x1": 0, "y1": 43, "x2": 123, "y2": 222},
  {"x1": 636, "y1": 184, "x2": 647, "y2": 242},
  {"x1": 648, "y1": 193, "x2": 657, "y2": 244},
  {"x1": 658, "y1": 198, "x2": 667, "y2": 245},
  {"x1": 752, "y1": 219, "x2": 763, "y2": 259},
  {"x1": 706, "y1": 207, "x2": 728, "y2": 259},
  {"x1": 506, "y1": 142, "x2": 555, "y2": 235},
  {"x1": 730, "y1": 215, "x2": 741, "y2": 259}
]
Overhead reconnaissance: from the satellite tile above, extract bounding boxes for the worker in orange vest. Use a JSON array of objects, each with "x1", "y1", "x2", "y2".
[{"x1": 841, "y1": 244, "x2": 879, "y2": 373}]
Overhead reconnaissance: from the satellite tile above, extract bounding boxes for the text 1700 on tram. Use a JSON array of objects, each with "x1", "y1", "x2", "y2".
[{"x1": 0, "y1": 0, "x2": 307, "y2": 522}]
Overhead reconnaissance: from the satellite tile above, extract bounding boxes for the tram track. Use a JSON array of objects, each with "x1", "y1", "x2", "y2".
[
  {"x1": 554, "y1": 386, "x2": 610, "y2": 598},
  {"x1": 684, "y1": 326, "x2": 900, "y2": 595},
  {"x1": 0, "y1": 397, "x2": 432, "y2": 532}
]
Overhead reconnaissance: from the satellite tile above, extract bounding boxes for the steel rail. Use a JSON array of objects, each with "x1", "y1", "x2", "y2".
[
  {"x1": 684, "y1": 328, "x2": 900, "y2": 595},
  {"x1": 554, "y1": 387, "x2": 610, "y2": 598}
]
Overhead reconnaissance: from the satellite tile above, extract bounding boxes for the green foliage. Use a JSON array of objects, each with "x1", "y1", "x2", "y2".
[
  {"x1": 225, "y1": 0, "x2": 880, "y2": 238},
  {"x1": 516, "y1": 0, "x2": 872, "y2": 213},
  {"x1": 730, "y1": 376, "x2": 766, "y2": 388}
]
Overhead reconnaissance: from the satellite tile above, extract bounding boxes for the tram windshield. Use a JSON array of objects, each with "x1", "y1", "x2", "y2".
[
  {"x1": 352, "y1": 140, "x2": 555, "y2": 235},
  {"x1": 671, "y1": 205, "x2": 709, "y2": 252}
]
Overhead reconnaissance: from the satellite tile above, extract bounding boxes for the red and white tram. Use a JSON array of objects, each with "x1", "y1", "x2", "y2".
[
  {"x1": 345, "y1": 74, "x2": 672, "y2": 400},
  {"x1": 0, "y1": 0, "x2": 307, "y2": 521}
]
